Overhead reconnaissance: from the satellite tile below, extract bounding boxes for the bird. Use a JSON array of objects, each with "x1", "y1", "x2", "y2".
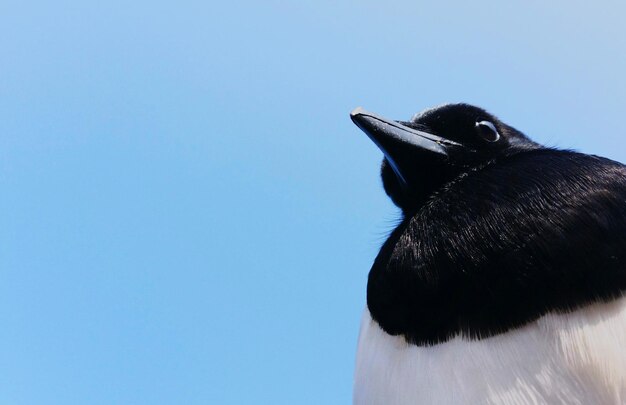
[{"x1": 349, "y1": 103, "x2": 626, "y2": 405}]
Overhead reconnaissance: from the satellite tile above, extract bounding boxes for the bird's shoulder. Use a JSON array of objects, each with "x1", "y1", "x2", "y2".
[{"x1": 416, "y1": 149, "x2": 626, "y2": 240}]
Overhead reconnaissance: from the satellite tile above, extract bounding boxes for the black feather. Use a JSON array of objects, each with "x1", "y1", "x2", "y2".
[{"x1": 364, "y1": 105, "x2": 626, "y2": 346}]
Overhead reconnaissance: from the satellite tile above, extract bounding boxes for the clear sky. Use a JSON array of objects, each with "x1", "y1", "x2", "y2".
[{"x1": 2, "y1": 1, "x2": 626, "y2": 404}]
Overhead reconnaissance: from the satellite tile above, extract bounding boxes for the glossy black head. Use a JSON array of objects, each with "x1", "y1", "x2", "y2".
[{"x1": 351, "y1": 104, "x2": 539, "y2": 213}]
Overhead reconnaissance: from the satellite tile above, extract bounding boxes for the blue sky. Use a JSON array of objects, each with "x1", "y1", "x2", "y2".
[{"x1": 2, "y1": 1, "x2": 626, "y2": 404}]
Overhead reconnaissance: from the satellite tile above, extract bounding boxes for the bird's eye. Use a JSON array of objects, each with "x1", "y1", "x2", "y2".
[{"x1": 475, "y1": 120, "x2": 500, "y2": 142}]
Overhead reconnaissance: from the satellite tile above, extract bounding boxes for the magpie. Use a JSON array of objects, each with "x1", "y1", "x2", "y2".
[{"x1": 350, "y1": 104, "x2": 626, "y2": 405}]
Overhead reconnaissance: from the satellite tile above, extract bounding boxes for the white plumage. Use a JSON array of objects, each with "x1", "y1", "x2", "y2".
[{"x1": 354, "y1": 296, "x2": 626, "y2": 405}]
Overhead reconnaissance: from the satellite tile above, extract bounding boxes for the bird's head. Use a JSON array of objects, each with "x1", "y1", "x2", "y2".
[{"x1": 351, "y1": 103, "x2": 539, "y2": 213}]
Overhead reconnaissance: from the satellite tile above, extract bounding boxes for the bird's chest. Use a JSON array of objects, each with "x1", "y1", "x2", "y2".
[{"x1": 354, "y1": 297, "x2": 626, "y2": 405}]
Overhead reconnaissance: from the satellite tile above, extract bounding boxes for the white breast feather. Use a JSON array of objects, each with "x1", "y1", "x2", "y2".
[{"x1": 354, "y1": 296, "x2": 626, "y2": 405}]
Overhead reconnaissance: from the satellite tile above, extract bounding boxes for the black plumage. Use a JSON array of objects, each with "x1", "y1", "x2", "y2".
[{"x1": 351, "y1": 104, "x2": 626, "y2": 346}]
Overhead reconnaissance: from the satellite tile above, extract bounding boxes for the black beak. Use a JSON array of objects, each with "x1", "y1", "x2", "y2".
[{"x1": 350, "y1": 107, "x2": 463, "y2": 186}]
